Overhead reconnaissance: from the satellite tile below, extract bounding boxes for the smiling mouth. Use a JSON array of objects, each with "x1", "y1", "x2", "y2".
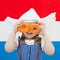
[{"x1": 26, "y1": 32, "x2": 33, "y2": 35}]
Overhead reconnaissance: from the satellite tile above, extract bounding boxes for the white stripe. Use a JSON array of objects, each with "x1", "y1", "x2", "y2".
[
  {"x1": 0, "y1": 13, "x2": 60, "y2": 41},
  {"x1": 46, "y1": 21, "x2": 60, "y2": 41}
]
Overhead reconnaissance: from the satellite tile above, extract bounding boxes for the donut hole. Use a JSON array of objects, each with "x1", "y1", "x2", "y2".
[{"x1": 30, "y1": 23, "x2": 40, "y2": 34}]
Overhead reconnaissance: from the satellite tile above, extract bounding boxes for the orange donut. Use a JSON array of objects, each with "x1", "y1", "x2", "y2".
[
  {"x1": 17, "y1": 22, "x2": 29, "y2": 33},
  {"x1": 30, "y1": 23, "x2": 40, "y2": 34}
]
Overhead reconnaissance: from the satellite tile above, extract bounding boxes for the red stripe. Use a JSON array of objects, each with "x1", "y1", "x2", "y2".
[{"x1": 0, "y1": 0, "x2": 60, "y2": 21}]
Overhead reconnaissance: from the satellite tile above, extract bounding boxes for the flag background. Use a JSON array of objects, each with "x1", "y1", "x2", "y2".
[
  {"x1": 0, "y1": 0, "x2": 60, "y2": 21},
  {"x1": 0, "y1": 0, "x2": 60, "y2": 60}
]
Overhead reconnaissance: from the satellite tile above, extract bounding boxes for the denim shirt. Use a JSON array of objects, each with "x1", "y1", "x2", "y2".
[{"x1": 17, "y1": 36, "x2": 42, "y2": 60}]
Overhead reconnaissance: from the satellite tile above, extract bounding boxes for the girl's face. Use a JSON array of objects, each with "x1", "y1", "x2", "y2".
[{"x1": 23, "y1": 22, "x2": 39, "y2": 39}]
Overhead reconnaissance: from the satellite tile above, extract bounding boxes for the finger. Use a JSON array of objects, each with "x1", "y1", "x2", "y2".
[
  {"x1": 40, "y1": 22, "x2": 46, "y2": 27},
  {"x1": 38, "y1": 22, "x2": 45, "y2": 25},
  {"x1": 17, "y1": 24, "x2": 21, "y2": 27},
  {"x1": 17, "y1": 22, "x2": 22, "y2": 26},
  {"x1": 16, "y1": 22, "x2": 22, "y2": 25},
  {"x1": 42, "y1": 23, "x2": 46, "y2": 27}
]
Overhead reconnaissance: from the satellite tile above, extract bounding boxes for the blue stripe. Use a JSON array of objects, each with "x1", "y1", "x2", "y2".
[{"x1": 0, "y1": 41, "x2": 60, "y2": 60}]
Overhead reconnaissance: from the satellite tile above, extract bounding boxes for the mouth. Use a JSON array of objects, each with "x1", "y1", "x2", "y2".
[{"x1": 26, "y1": 32, "x2": 33, "y2": 35}]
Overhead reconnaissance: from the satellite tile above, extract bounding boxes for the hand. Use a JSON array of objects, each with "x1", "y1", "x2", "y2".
[
  {"x1": 13, "y1": 22, "x2": 22, "y2": 33},
  {"x1": 38, "y1": 22, "x2": 46, "y2": 35}
]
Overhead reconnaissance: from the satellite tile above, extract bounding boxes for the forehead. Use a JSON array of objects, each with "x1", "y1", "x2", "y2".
[
  {"x1": 20, "y1": 20, "x2": 39, "y2": 23},
  {"x1": 22, "y1": 22, "x2": 38, "y2": 24},
  {"x1": 21, "y1": 21, "x2": 38, "y2": 24},
  {"x1": 26, "y1": 21, "x2": 35, "y2": 23}
]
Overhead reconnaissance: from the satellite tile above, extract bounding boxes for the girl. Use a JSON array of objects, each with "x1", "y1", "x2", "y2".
[{"x1": 5, "y1": 8, "x2": 55, "y2": 60}]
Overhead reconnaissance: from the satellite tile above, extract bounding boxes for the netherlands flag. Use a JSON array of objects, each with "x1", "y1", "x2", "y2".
[{"x1": 0, "y1": 0, "x2": 60, "y2": 60}]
